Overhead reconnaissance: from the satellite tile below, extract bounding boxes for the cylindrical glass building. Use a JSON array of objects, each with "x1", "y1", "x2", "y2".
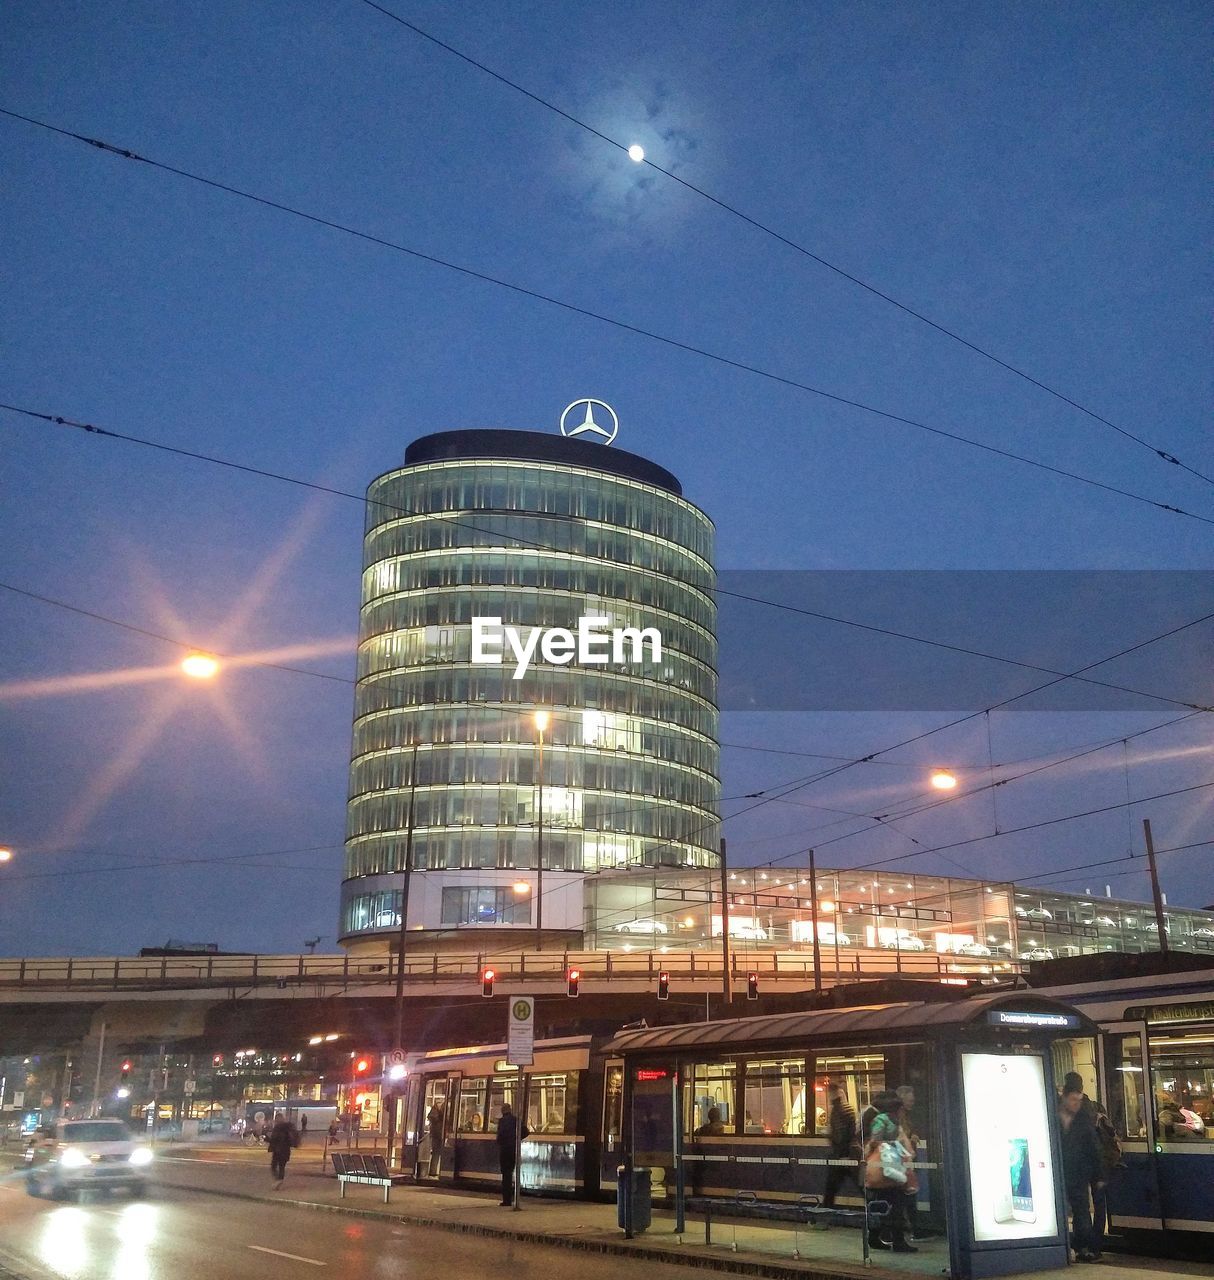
[{"x1": 340, "y1": 428, "x2": 719, "y2": 949}]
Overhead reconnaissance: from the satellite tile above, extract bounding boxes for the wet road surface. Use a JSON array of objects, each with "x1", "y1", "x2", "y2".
[{"x1": 0, "y1": 1173, "x2": 728, "y2": 1280}]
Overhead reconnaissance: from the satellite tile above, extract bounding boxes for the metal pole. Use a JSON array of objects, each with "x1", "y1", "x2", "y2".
[
  {"x1": 719, "y1": 837, "x2": 732, "y2": 1003},
  {"x1": 388, "y1": 741, "x2": 419, "y2": 1169},
  {"x1": 1142, "y1": 819, "x2": 1169, "y2": 955},
  {"x1": 673, "y1": 1070, "x2": 686, "y2": 1234},
  {"x1": 536, "y1": 726, "x2": 544, "y2": 949},
  {"x1": 513, "y1": 1074, "x2": 530, "y2": 1211},
  {"x1": 808, "y1": 848, "x2": 823, "y2": 995},
  {"x1": 90, "y1": 1020, "x2": 107, "y2": 1117}
]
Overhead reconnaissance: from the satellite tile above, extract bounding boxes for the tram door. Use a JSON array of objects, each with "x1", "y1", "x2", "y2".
[
  {"x1": 1099, "y1": 1020, "x2": 1164, "y2": 1230},
  {"x1": 420, "y1": 1074, "x2": 459, "y2": 1180}
]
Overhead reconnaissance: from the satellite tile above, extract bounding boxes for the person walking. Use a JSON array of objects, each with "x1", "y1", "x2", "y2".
[
  {"x1": 495, "y1": 1103, "x2": 528, "y2": 1206},
  {"x1": 865, "y1": 1092, "x2": 915, "y2": 1253},
  {"x1": 267, "y1": 1113, "x2": 300, "y2": 1184},
  {"x1": 821, "y1": 1084, "x2": 858, "y2": 1211},
  {"x1": 1060, "y1": 1083, "x2": 1105, "y2": 1262},
  {"x1": 1061, "y1": 1072, "x2": 1115, "y2": 1256},
  {"x1": 299, "y1": 1113, "x2": 308, "y2": 1139}
]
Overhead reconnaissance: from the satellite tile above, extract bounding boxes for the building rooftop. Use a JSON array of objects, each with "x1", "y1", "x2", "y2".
[{"x1": 403, "y1": 429, "x2": 683, "y2": 496}]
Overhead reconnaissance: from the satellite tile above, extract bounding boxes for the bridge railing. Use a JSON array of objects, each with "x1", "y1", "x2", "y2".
[{"x1": 0, "y1": 947, "x2": 1014, "y2": 991}]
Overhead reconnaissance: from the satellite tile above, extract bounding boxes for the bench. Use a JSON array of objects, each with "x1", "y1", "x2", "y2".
[
  {"x1": 683, "y1": 1192, "x2": 890, "y2": 1264},
  {"x1": 331, "y1": 1152, "x2": 409, "y2": 1203}
]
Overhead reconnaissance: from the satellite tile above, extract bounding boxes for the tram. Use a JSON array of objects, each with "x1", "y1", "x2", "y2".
[{"x1": 1036, "y1": 963, "x2": 1214, "y2": 1237}]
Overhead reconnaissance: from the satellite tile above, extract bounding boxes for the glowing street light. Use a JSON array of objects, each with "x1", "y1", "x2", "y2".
[
  {"x1": 930, "y1": 769, "x2": 958, "y2": 791},
  {"x1": 181, "y1": 652, "x2": 220, "y2": 679},
  {"x1": 627, "y1": 144, "x2": 645, "y2": 162},
  {"x1": 512, "y1": 881, "x2": 531, "y2": 896},
  {"x1": 0, "y1": 847, "x2": 12, "y2": 864}
]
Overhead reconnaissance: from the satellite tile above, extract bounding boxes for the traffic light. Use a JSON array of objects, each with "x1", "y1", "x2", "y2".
[
  {"x1": 481, "y1": 967, "x2": 496, "y2": 998},
  {"x1": 657, "y1": 970, "x2": 670, "y2": 1000},
  {"x1": 354, "y1": 1057, "x2": 370, "y2": 1076},
  {"x1": 566, "y1": 968, "x2": 580, "y2": 998},
  {"x1": 120, "y1": 1060, "x2": 132, "y2": 1079},
  {"x1": 747, "y1": 971, "x2": 759, "y2": 1001},
  {"x1": 212, "y1": 1053, "x2": 224, "y2": 1067}
]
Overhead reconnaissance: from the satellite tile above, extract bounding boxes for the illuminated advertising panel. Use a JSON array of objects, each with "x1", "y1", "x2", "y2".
[{"x1": 961, "y1": 1052, "x2": 1058, "y2": 1243}]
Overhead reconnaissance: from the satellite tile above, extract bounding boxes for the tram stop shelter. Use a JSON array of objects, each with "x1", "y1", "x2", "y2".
[{"x1": 604, "y1": 991, "x2": 1097, "y2": 1279}]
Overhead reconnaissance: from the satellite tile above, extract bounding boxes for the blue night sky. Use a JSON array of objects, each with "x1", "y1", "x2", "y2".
[{"x1": 1, "y1": 1, "x2": 1210, "y2": 956}]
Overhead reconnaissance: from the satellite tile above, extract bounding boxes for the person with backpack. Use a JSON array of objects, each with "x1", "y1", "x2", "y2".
[
  {"x1": 267, "y1": 1113, "x2": 300, "y2": 1184},
  {"x1": 863, "y1": 1092, "x2": 915, "y2": 1253},
  {"x1": 1059, "y1": 1084, "x2": 1105, "y2": 1261}
]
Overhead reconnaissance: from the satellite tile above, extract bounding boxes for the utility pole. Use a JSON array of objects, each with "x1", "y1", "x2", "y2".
[
  {"x1": 388, "y1": 741, "x2": 419, "y2": 1166},
  {"x1": 1142, "y1": 819, "x2": 1169, "y2": 956},
  {"x1": 808, "y1": 848, "x2": 823, "y2": 995},
  {"x1": 719, "y1": 837, "x2": 732, "y2": 1003},
  {"x1": 90, "y1": 1021, "x2": 107, "y2": 1117}
]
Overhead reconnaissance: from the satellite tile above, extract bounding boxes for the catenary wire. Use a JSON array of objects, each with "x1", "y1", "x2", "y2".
[
  {"x1": 357, "y1": 1, "x2": 1214, "y2": 493},
  {"x1": 1, "y1": 107, "x2": 1212, "y2": 528},
  {"x1": 3, "y1": 402, "x2": 1211, "y2": 717}
]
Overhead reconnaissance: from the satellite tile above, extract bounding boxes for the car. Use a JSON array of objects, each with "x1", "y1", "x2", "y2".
[
  {"x1": 1081, "y1": 915, "x2": 1115, "y2": 927},
  {"x1": 823, "y1": 931, "x2": 854, "y2": 947},
  {"x1": 613, "y1": 918, "x2": 669, "y2": 935},
  {"x1": 1019, "y1": 947, "x2": 1056, "y2": 962},
  {"x1": 881, "y1": 934, "x2": 926, "y2": 951},
  {"x1": 24, "y1": 1118, "x2": 152, "y2": 1199},
  {"x1": 1192, "y1": 926, "x2": 1214, "y2": 940},
  {"x1": 1014, "y1": 906, "x2": 1053, "y2": 921},
  {"x1": 955, "y1": 941, "x2": 992, "y2": 958},
  {"x1": 727, "y1": 923, "x2": 769, "y2": 941}
]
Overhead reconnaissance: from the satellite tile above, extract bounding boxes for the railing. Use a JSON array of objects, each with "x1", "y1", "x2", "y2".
[{"x1": 0, "y1": 948, "x2": 1017, "y2": 992}]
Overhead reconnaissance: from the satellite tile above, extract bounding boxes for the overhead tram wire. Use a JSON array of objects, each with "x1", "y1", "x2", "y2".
[
  {"x1": 755, "y1": 708, "x2": 1207, "y2": 864},
  {"x1": 1, "y1": 107, "x2": 1212, "y2": 527},
  {"x1": 357, "y1": 0, "x2": 1214, "y2": 494},
  {"x1": 3, "y1": 401, "x2": 1212, "y2": 716}
]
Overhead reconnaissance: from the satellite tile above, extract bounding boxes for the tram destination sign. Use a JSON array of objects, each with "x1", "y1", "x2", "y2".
[
  {"x1": 1125, "y1": 1001, "x2": 1214, "y2": 1023},
  {"x1": 987, "y1": 1009, "x2": 1083, "y2": 1030}
]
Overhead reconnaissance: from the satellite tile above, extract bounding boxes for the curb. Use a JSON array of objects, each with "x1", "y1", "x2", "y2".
[{"x1": 155, "y1": 1177, "x2": 881, "y2": 1280}]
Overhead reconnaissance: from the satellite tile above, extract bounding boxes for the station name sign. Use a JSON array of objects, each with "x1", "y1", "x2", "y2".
[
  {"x1": 987, "y1": 1009, "x2": 1082, "y2": 1030},
  {"x1": 1125, "y1": 1001, "x2": 1214, "y2": 1024}
]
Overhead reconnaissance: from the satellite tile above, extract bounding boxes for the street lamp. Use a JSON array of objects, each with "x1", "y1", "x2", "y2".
[
  {"x1": 533, "y1": 710, "x2": 549, "y2": 949},
  {"x1": 181, "y1": 652, "x2": 220, "y2": 679},
  {"x1": 0, "y1": 847, "x2": 12, "y2": 864},
  {"x1": 930, "y1": 769, "x2": 958, "y2": 791}
]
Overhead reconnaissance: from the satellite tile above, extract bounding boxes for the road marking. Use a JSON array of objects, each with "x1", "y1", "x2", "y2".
[{"x1": 249, "y1": 1245, "x2": 327, "y2": 1266}]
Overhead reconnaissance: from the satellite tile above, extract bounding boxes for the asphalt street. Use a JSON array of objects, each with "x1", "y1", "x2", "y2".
[{"x1": 0, "y1": 1170, "x2": 722, "y2": 1280}]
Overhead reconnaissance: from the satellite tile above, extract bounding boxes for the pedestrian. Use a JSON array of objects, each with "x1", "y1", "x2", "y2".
[
  {"x1": 864, "y1": 1092, "x2": 915, "y2": 1253},
  {"x1": 1061, "y1": 1071, "x2": 1116, "y2": 1255},
  {"x1": 267, "y1": 1113, "x2": 300, "y2": 1184},
  {"x1": 495, "y1": 1103, "x2": 529, "y2": 1206},
  {"x1": 327, "y1": 1118, "x2": 339, "y2": 1143},
  {"x1": 821, "y1": 1084, "x2": 858, "y2": 1213},
  {"x1": 426, "y1": 1098, "x2": 446, "y2": 1177},
  {"x1": 1059, "y1": 1083, "x2": 1104, "y2": 1261},
  {"x1": 894, "y1": 1085, "x2": 934, "y2": 1241},
  {"x1": 299, "y1": 1113, "x2": 308, "y2": 1138}
]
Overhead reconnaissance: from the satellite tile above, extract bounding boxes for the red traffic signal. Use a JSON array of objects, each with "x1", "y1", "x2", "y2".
[
  {"x1": 747, "y1": 971, "x2": 759, "y2": 1001},
  {"x1": 212, "y1": 1053, "x2": 224, "y2": 1067},
  {"x1": 481, "y1": 968, "x2": 496, "y2": 998},
  {"x1": 566, "y1": 968, "x2": 580, "y2": 998},
  {"x1": 657, "y1": 970, "x2": 670, "y2": 1001},
  {"x1": 120, "y1": 1060, "x2": 132, "y2": 1076},
  {"x1": 354, "y1": 1057, "x2": 371, "y2": 1075}
]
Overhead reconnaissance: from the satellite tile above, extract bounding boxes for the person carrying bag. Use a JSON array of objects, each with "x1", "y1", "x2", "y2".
[{"x1": 863, "y1": 1093, "x2": 916, "y2": 1252}]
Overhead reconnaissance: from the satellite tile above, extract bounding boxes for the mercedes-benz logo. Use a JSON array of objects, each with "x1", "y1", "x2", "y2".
[{"x1": 559, "y1": 398, "x2": 619, "y2": 446}]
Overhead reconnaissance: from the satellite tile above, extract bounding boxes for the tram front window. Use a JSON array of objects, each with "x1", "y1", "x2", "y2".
[{"x1": 1150, "y1": 1029, "x2": 1214, "y2": 1140}]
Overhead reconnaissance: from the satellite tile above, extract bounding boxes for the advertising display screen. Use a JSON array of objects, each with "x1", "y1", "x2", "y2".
[{"x1": 961, "y1": 1053, "x2": 1058, "y2": 1243}]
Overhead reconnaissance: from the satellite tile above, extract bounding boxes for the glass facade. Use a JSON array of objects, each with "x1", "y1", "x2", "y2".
[
  {"x1": 582, "y1": 866, "x2": 1214, "y2": 971},
  {"x1": 341, "y1": 430, "x2": 720, "y2": 944}
]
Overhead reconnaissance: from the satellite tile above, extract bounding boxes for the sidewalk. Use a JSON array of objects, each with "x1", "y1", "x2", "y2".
[{"x1": 146, "y1": 1144, "x2": 1189, "y2": 1280}]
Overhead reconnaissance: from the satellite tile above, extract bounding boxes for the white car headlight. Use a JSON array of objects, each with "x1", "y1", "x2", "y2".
[
  {"x1": 59, "y1": 1147, "x2": 90, "y2": 1168},
  {"x1": 129, "y1": 1147, "x2": 154, "y2": 1166}
]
